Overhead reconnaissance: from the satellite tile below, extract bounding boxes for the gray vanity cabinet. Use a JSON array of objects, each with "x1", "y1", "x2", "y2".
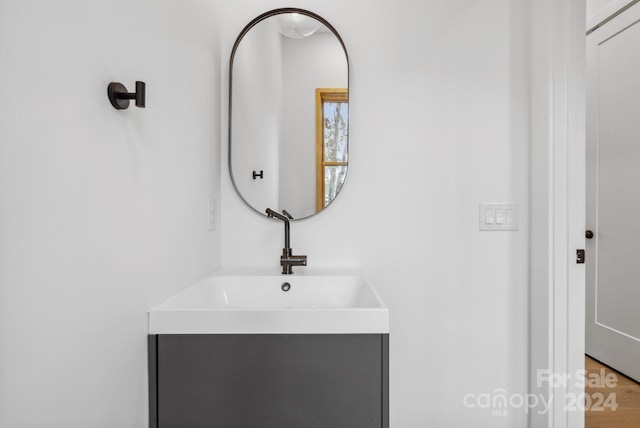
[{"x1": 148, "y1": 334, "x2": 388, "y2": 428}]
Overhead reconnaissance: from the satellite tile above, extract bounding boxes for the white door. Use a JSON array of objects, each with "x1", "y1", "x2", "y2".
[{"x1": 586, "y1": 2, "x2": 640, "y2": 382}]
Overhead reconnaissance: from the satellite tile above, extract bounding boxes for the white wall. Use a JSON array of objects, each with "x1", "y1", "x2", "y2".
[
  {"x1": 221, "y1": 1, "x2": 530, "y2": 427},
  {"x1": 0, "y1": 1, "x2": 221, "y2": 427}
]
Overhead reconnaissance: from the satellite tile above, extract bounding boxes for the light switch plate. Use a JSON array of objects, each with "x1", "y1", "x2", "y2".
[{"x1": 479, "y1": 203, "x2": 518, "y2": 231}]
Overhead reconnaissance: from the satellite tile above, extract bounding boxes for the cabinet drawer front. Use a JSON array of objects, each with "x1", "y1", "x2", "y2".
[{"x1": 152, "y1": 334, "x2": 386, "y2": 428}]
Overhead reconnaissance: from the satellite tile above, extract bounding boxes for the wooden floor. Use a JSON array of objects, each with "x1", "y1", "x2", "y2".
[{"x1": 586, "y1": 355, "x2": 640, "y2": 427}]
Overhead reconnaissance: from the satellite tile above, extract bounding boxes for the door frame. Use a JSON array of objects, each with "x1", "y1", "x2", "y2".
[{"x1": 530, "y1": 0, "x2": 586, "y2": 427}]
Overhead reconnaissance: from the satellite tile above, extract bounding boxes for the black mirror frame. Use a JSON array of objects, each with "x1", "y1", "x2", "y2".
[{"x1": 228, "y1": 8, "x2": 350, "y2": 220}]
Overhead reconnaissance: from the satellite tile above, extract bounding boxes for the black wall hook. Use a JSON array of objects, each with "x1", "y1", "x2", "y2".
[{"x1": 108, "y1": 81, "x2": 146, "y2": 110}]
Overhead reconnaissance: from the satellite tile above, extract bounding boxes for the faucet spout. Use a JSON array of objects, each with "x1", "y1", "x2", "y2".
[
  {"x1": 266, "y1": 208, "x2": 307, "y2": 274},
  {"x1": 266, "y1": 208, "x2": 290, "y2": 248},
  {"x1": 282, "y1": 209, "x2": 294, "y2": 220}
]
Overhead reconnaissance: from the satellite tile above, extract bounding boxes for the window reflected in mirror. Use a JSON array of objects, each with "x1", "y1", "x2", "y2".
[{"x1": 316, "y1": 88, "x2": 348, "y2": 211}]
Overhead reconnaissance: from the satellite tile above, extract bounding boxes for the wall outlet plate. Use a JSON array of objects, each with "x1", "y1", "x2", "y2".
[{"x1": 208, "y1": 198, "x2": 216, "y2": 231}]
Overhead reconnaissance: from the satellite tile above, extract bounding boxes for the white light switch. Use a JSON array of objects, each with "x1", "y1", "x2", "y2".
[
  {"x1": 479, "y1": 203, "x2": 518, "y2": 231},
  {"x1": 485, "y1": 209, "x2": 495, "y2": 224}
]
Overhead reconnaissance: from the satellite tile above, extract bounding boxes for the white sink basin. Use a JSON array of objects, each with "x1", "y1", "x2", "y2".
[{"x1": 149, "y1": 271, "x2": 388, "y2": 334}]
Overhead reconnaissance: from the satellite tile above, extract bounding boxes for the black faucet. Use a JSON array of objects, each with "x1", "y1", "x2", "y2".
[{"x1": 266, "y1": 208, "x2": 307, "y2": 274}]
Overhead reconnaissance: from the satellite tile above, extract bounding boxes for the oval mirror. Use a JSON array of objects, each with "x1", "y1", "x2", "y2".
[{"x1": 229, "y1": 9, "x2": 349, "y2": 220}]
